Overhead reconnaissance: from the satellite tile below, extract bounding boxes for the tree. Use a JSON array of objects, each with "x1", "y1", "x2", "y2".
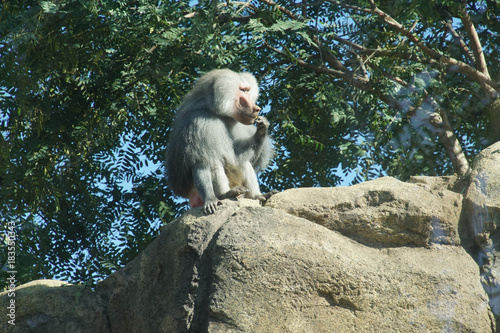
[
  {"x1": 1, "y1": 0, "x2": 499, "y2": 285},
  {"x1": 234, "y1": 0, "x2": 499, "y2": 182}
]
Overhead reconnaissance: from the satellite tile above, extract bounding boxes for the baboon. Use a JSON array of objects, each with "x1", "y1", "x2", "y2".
[{"x1": 165, "y1": 69, "x2": 274, "y2": 214}]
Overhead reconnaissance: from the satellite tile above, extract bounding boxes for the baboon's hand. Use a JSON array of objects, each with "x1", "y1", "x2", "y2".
[{"x1": 255, "y1": 116, "x2": 269, "y2": 136}]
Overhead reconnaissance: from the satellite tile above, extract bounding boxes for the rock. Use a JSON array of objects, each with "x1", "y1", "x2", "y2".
[
  {"x1": 96, "y1": 199, "x2": 493, "y2": 332},
  {"x1": 408, "y1": 175, "x2": 468, "y2": 194},
  {"x1": 205, "y1": 207, "x2": 491, "y2": 332},
  {"x1": 266, "y1": 177, "x2": 463, "y2": 247},
  {"x1": 2, "y1": 176, "x2": 496, "y2": 332},
  {"x1": 462, "y1": 141, "x2": 500, "y2": 316},
  {"x1": 0, "y1": 279, "x2": 107, "y2": 333},
  {"x1": 463, "y1": 141, "x2": 500, "y2": 243},
  {"x1": 97, "y1": 199, "x2": 262, "y2": 333}
]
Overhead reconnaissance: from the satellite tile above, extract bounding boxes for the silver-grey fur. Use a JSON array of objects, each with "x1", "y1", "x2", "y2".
[{"x1": 165, "y1": 69, "x2": 273, "y2": 214}]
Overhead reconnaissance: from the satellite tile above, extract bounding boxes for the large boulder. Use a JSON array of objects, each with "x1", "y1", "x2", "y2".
[
  {"x1": 462, "y1": 141, "x2": 500, "y2": 315},
  {"x1": 266, "y1": 176, "x2": 463, "y2": 247},
  {"x1": 97, "y1": 199, "x2": 493, "y2": 332},
  {"x1": 0, "y1": 280, "x2": 107, "y2": 333},
  {"x1": 1, "y1": 175, "x2": 495, "y2": 332}
]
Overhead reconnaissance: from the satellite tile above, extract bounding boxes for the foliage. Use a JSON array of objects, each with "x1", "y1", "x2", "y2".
[{"x1": 1, "y1": 0, "x2": 499, "y2": 285}]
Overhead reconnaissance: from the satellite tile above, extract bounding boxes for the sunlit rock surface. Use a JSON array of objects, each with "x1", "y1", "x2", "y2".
[{"x1": 462, "y1": 141, "x2": 500, "y2": 318}]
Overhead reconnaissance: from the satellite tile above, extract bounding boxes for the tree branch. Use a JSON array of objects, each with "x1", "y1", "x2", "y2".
[
  {"x1": 258, "y1": 0, "x2": 366, "y2": 84},
  {"x1": 255, "y1": 0, "x2": 474, "y2": 174},
  {"x1": 371, "y1": 63, "x2": 471, "y2": 175},
  {"x1": 460, "y1": 3, "x2": 489, "y2": 77},
  {"x1": 433, "y1": 109, "x2": 470, "y2": 176},
  {"x1": 442, "y1": 20, "x2": 475, "y2": 66},
  {"x1": 263, "y1": 43, "x2": 370, "y2": 90},
  {"x1": 327, "y1": 0, "x2": 499, "y2": 92},
  {"x1": 258, "y1": 0, "x2": 300, "y2": 20}
]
